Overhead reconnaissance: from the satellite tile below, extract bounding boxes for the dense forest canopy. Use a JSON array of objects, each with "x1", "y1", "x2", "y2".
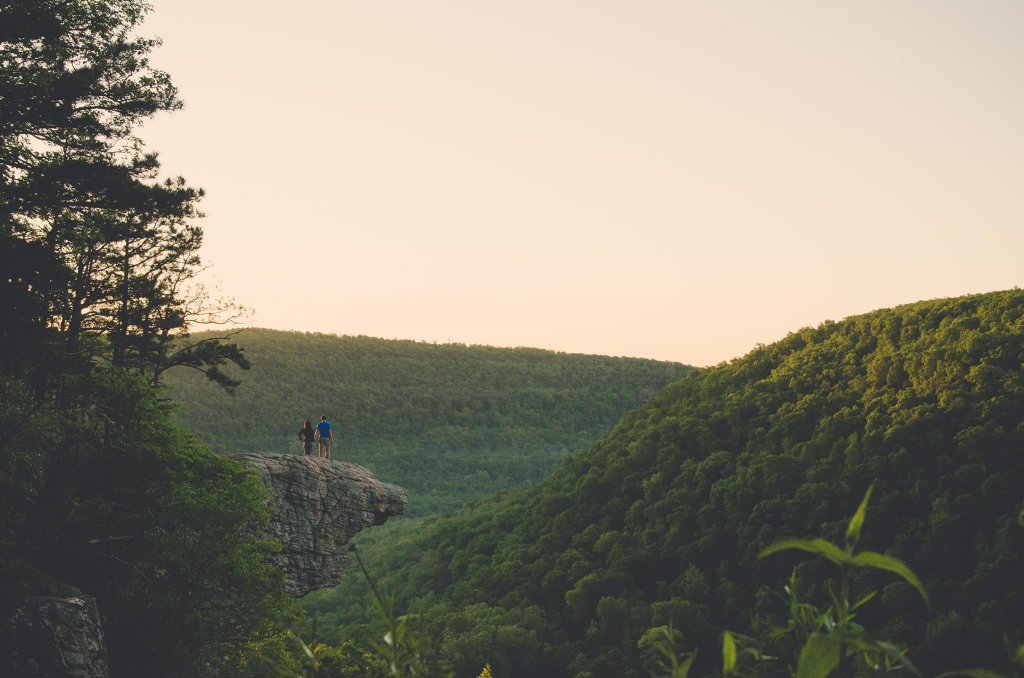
[
  {"x1": 305, "y1": 290, "x2": 1024, "y2": 677},
  {"x1": 163, "y1": 329, "x2": 690, "y2": 515}
]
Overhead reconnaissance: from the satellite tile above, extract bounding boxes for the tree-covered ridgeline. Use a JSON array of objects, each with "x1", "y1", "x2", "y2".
[
  {"x1": 303, "y1": 290, "x2": 1024, "y2": 677},
  {"x1": 1, "y1": 2, "x2": 287, "y2": 675},
  {"x1": 163, "y1": 328, "x2": 690, "y2": 515}
]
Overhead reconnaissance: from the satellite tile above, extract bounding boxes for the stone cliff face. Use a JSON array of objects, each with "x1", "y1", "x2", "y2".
[
  {"x1": 5, "y1": 595, "x2": 111, "y2": 678},
  {"x1": 231, "y1": 453, "x2": 408, "y2": 597}
]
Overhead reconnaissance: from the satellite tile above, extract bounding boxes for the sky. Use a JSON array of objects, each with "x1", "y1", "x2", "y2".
[{"x1": 140, "y1": 1, "x2": 1024, "y2": 366}]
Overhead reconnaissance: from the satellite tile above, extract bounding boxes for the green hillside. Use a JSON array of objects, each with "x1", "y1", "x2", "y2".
[
  {"x1": 162, "y1": 329, "x2": 690, "y2": 515},
  {"x1": 304, "y1": 290, "x2": 1024, "y2": 676}
]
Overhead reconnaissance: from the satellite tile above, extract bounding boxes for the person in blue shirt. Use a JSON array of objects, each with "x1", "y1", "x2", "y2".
[{"x1": 315, "y1": 416, "x2": 334, "y2": 459}]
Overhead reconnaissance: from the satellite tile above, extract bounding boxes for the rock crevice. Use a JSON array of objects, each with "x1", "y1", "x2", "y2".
[{"x1": 232, "y1": 453, "x2": 407, "y2": 597}]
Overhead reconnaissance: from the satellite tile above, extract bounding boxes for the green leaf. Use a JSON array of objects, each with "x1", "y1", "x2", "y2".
[
  {"x1": 759, "y1": 538, "x2": 852, "y2": 566},
  {"x1": 851, "y1": 590, "x2": 878, "y2": 610},
  {"x1": 850, "y1": 551, "x2": 930, "y2": 606},
  {"x1": 795, "y1": 632, "x2": 840, "y2": 678},
  {"x1": 845, "y1": 484, "x2": 874, "y2": 550},
  {"x1": 722, "y1": 630, "x2": 737, "y2": 675},
  {"x1": 678, "y1": 652, "x2": 696, "y2": 678},
  {"x1": 935, "y1": 671, "x2": 1008, "y2": 678},
  {"x1": 875, "y1": 641, "x2": 921, "y2": 676},
  {"x1": 842, "y1": 638, "x2": 921, "y2": 676}
]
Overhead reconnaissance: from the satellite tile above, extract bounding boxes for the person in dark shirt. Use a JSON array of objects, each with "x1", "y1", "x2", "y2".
[
  {"x1": 299, "y1": 420, "x2": 315, "y2": 455},
  {"x1": 315, "y1": 416, "x2": 333, "y2": 459}
]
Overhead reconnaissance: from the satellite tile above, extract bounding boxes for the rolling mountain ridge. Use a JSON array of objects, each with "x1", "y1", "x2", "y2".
[{"x1": 305, "y1": 290, "x2": 1024, "y2": 676}]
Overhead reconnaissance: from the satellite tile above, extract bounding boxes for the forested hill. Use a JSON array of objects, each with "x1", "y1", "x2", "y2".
[
  {"x1": 307, "y1": 290, "x2": 1024, "y2": 676},
  {"x1": 162, "y1": 329, "x2": 689, "y2": 515}
]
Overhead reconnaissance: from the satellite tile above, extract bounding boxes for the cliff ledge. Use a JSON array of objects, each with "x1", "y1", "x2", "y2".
[{"x1": 231, "y1": 453, "x2": 407, "y2": 597}]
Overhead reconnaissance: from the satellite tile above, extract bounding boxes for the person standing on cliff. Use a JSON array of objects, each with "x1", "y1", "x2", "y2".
[
  {"x1": 315, "y1": 415, "x2": 334, "y2": 459},
  {"x1": 299, "y1": 420, "x2": 315, "y2": 455}
]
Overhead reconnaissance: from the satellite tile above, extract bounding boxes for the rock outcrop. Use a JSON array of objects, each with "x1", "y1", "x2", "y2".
[
  {"x1": 4, "y1": 595, "x2": 111, "y2": 678},
  {"x1": 231, "y1": 453, "x2": 408, "y2": 597}
]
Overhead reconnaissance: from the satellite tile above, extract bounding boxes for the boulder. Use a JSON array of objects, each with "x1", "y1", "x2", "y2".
[{"x1": 5, "y1": 595, "x2": 110, "y2": 678}]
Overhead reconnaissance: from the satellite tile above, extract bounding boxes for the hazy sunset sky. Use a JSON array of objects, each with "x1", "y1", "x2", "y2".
[{"x1": 140, "y1": 1, "x2": 1024, "y2": 366}]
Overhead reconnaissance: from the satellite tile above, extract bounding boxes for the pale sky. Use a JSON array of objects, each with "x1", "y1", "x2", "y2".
[{"x1": 140, "y1": 1, "x2": 1024, "y2": 366}]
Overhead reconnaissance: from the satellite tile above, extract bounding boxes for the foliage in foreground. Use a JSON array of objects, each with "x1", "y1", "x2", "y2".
[
  {"x1": 753, "y1": 485, "x2": 926, "y2": 677},
  {"x1": 641, "y1": 486, "x2": 1023, "y2": 678},
  {"x1": 0, "y1": 370, "x2": 295, "y2": 676}
]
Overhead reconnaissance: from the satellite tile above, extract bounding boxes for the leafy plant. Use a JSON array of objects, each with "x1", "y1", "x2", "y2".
[
  {"x1": 638, "y1": 624, "x2": 696, "y2": 678},
  {"x1": 351, "y1": 544, "x2": 451, "y2": 677},
  {"x1": 758, "y1": 485, "x2": 927, "y2": 677},
  {"x1": 720, "y1": 630, "x2": 774, "y2": 677}
]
